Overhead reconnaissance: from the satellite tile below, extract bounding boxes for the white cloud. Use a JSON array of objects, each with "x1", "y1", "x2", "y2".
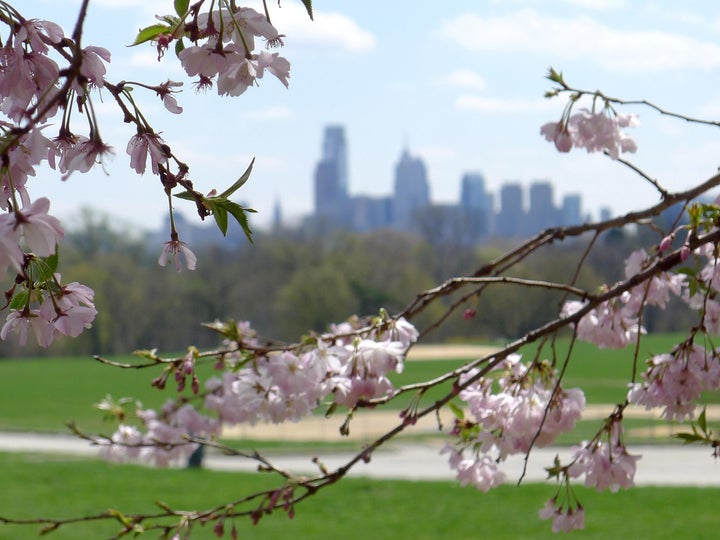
[
  {"x1": 243, "y1": 106, "x2": 293, "y2": 120},
  {"x1": 488, "y1": 0, "x2": 626, "y2": 9},
  {"x1": 440, "y1": 9, "x2": 720, "y2": 72},
  {"x1": 560, "y1": 0, "x2": 626, "y2": 10},
  {"x1": 416, "y1": 146, "x2": 458, "y2": 162},
  {"x1": 266, "y1": 3, "x2": 376, "y2": 53},
  {"x1": 445, "y1": 69, "x2": 488, "y2": 91},
  {"x1": 697, "y1": 98, "x2": 720, "y2": 119},
  {"x1": 456, "y1": 95, "x2": 556, "y2": 113}
]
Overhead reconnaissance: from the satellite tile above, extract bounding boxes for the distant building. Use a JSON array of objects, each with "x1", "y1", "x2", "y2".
[
  {"x1": 528, "y1": 181, "x2": 557, "y2": 234},
  {"x1": 561, "y1": 194, "x2": 582, "y2": 226},
  {"x1": 350, "y1": 195, "x2": 392, "y2": 233},
  {"x1": 304, "y1": 125, "x2": 589, "y2": 242},
  {"x1": 393, "y1": 148, "x2": 430, "y2": 231},
  {"x1": 314, "y1": 125, "x2": 350, "y2": 226},
  {"x1": 460, "y1": 172, "x2": 493, "y2": 240},
  {"x1": 496, "y1": 183, "x2": 524, "y2": 238}
]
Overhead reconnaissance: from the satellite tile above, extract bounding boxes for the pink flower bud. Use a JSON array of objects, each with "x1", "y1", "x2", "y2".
[
  {"x1": 463, "y1": 308, "x2": 477, "y2": 320},
  {"x1": 659, "y1": 234, "x2": 673, "y2": 252},
  {"x1": 680, "y1": 244, "x2": 691, "y2": 261}
]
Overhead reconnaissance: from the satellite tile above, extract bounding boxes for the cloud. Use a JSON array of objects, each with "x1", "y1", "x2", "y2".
[
  {"x1": 488, "y1": 0, "x2": 626, "y2": 9},
  {"x1": 243, "y1": 106, "x2": 293, "y2": 120},
  {"x1": 265, "y1": 3, "x2": 376, "y2": 53},
  {"x1": 439, "y1": 9, "x2": 720, "y2": 72},
  {"x1": 416, "y1": 146, "x2": 458, "y2": 162},
  {"x1": 456, "y1": 95, "x2": 556, "y2": 113},
  {"x1": 444, "y1": 69, "x2": 488, "y2": 91}
]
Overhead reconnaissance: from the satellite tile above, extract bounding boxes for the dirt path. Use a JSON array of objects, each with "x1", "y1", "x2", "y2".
[{"x1": 223, "y1": 402, "x2": 720, "y2": 442}]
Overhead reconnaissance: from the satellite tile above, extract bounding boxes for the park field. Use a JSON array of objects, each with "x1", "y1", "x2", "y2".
[
  {"x1": 0, "y1": 332, "x2": 716, "y2": 435},
  {"x1": 2, "y1": 451, "x2": 720, "y2": 539}
]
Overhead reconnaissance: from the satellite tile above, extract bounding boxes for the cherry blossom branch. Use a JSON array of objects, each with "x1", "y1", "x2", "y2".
[{"x1": 547, "y1": 68, "x2": 720, "y2": 128}]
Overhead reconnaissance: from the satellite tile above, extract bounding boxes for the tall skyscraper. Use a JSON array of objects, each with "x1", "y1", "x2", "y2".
[
  {"x1": 314, "y1": 125, "x2": 349, "y2": 225},
  {"x1": 528, "y1": 181, "x2": 557, "y2": 234},
  {"x1": 393, "y1": 148, "x2": 430, "y2": 231},
  {"x1": 496, "y1": 182, "x2": 524, "y2": 238},
  {"x1": 460, "y1": 172, "x2": 493, "y2": 240},
  {"x1": 561, "y1": 194, "x2": 582, "y2": 226}
]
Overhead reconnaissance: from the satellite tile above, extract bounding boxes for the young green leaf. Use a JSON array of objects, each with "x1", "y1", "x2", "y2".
[
  {"x1": 173, "y1": 190, "x2": 196, "y2": 201},
  {"x1": 698, "y1": 406, "x2": 708, "y2": 434},
  {"x1": 301, "y1": 0, "x2": 314, "y2": 20},
  {"x1": 213, "y1": 204, "x2": 229, "y2": 236},
  {"x1": 219, "y1": 158, "x2": 255, "y2": 199},
  {"x1": 9, "y1": 290, "x2": 29, "y2": 311},
  {"x1": 174, "y1": 0, "x2": 190, "y2": 16},
  {"x1": 224, "y1": 200, "x2": 255, "y2": 243},
  {"x1": 175, "y1": 38, "x2": 185, "y2": 57},
  {"x1": 448, "y1": 400, "x2": 465, "y2": 421},
  {"x1": 130, "y1": 24, "x2": 172, "y2": 47}
]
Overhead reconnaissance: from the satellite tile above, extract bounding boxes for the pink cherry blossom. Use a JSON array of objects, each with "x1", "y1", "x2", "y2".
[
  {"x1": 541, "y1": 108, "x2": 638, "y2": 159},
  {"x1": 178, "y1": 45, "x2": 230, "y2": 78},
  {"x1": 158, "y1": 240, "x2": 197, "y2": 271},
  {"x1": 126, "y1": 132, "x2": 167, "y2": 175},
  {"x1": 16, "y1": 197, "x2": 64, "y2": 256},
  {"x1": 569, "y1": 440, "x2": 640, "y2": 492},
  {"x1": 155, "y1": 80, "x2": 183, "y2": 113},
  {"x1": 0, "y1": 308, "x2": 55, "y2": 347},
  {"x1": 77, "y1": 45, "x2": 111, "y2": 90},
  {"x1": 0, "y1": 213, "x2": 24, "y2": 273}
]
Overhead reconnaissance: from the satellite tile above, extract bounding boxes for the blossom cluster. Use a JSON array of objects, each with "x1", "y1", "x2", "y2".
[
  {"x1": 540, "y1": 108, "x2": 638, "y2": 159},
  {"x1": 539, "y1": 498, "x2": 585, "y2": 533},
  {"x1": 562, "y1": 244, "x2": 720, "y2": 421},
  {"x1": 167, "y1": 6, "x2": 290, "y2": 97},
  {"x1": 0, "y1": 11, "x2": 115, "y2": 345},
  {"x1": 443, "y1": 354, "x2": 586, "y2": 492},
  {"x1": 100, "y1": 401, "x2": 220, "y2": 467},
  {"x1": 568, "y1": 422, "x2": 640, "y2": 493},
  {"x1": 98, "y1": 317, "x2": 418, "y2": 464},
  {"x1": 561, "y1": 249, "x2": 685, "y2": 349}
]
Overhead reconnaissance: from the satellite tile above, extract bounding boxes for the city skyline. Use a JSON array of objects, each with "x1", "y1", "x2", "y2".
[{"x1": 306, "y1": 125, "x2": 593, "y2": 242}]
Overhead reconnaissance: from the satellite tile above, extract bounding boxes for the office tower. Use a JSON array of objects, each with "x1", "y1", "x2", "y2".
[
  {"x1": 561, "y1": 194, "x2": 582, "y2": 226},
  {"x1": 528, "y1": 181, "x2": 557, "y2": 234},
  {"x1": 393, "y1": 148, "x2": 430, "y2": 231},
  {"x1": 496, "y1": 182, "x2": 524, "y2": 238},
  {"x1": 314, "y1": 125, "x2": 350, "y2": 225},
  {"x1": 460, "y1": 172, "x2": 493, "y2": 240}
]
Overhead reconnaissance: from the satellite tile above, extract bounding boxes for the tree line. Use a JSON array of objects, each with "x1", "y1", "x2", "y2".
[{"x1": 0, "y1": 209, "x2": 692, "y2": 358}]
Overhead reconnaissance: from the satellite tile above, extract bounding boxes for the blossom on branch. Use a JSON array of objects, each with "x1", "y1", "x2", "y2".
[
  {"x1": 158, "y1": 239, "x2": 197, "y2": 271},
  {"x1": 541, "y1": 108, "x2": 638, "y2": 159}
]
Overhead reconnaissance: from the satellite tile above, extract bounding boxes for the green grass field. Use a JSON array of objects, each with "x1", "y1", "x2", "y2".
[
  {"x1": 2, "y1": 452, "x2": 720, "y2": 540},
  {"x1": 0, "y1": 333, "x2": 715, "y2": 436}
]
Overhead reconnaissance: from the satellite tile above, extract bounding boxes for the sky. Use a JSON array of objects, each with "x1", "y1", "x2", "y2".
[{"x1": 25, "y1": 0, "x2": 720, "y2": 234}]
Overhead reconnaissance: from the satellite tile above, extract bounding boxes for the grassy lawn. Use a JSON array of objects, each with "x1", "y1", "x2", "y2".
[
  {"x1": 0, "y1": 332, "x2": 716, "y2": 436},
  {"x1": 1, "y1": 452, "x2": 720, "y2": 540}
]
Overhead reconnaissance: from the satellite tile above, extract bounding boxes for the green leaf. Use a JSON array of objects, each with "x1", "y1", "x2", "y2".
[
  {"x1": 448, "y1": 401, "x2": 464, "y2": 421},
  {"x1": 9, "y1": 290, "x2": 29, "y2": 310},
  {"x1": 219, "y1": 158, "x2": 255, "y2": 199},
  {"x1": 224, "y1": 201, "x2": 255, "y2": 243},
  {"x1": 213, "y1": 205, "x2": 229, "y2": 236},
  {"x1": 698, "y1": 406, "x2": 708, "y2": 433},
  {"x1": 174, "y1": 0, "x2": 190, "y2": 16},
  {"x1": 175, "y1": 38, "x2": 185, "y2": 57},
  {"x1": 674, "y1": 432, "x2": 705, "y2": 444},
  {"x1": 45, "y1": 250, "x2": 59, "y2": 274},
  {"x1": 300, "y1": 0, "x2": 314, "y2": 20},
  {"x1": 129, "y1": 24, "x2": 172, "y2": 47},
  {"x1": 31, "y1": 256, "x2": 57, "y2": 283},
  {"x1": 545, "y1": 67, "x2": 564, "y2": 84},
  {"x1": 173, "y1": 190, "x2": 196, "y2": 201}
]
